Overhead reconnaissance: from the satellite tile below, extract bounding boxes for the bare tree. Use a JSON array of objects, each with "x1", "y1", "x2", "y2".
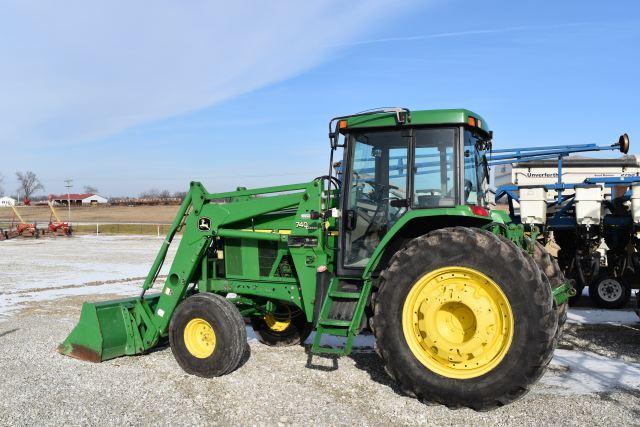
[
  {"x1": 140, "y1": 188, "x2": 174, "y2": 199},
  {"x1": 84, "y1": 185, "x2": 99, "y2": 194},
  {"x1": 139, "y1": 188, "x2": 160, "y2": 198},
  {"x1": 173, "y1": 190, "x2": 187, "y2": 200},
  {"x1": 16, "y1": 171, "x2": 44, "y2": 200}
]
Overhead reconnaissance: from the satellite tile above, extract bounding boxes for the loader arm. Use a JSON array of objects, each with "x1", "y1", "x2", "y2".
[
  {"x1": 143, "y1": 182, "x2": 309, "y2": 336},
  {"x1": 59, "y1": 180, "x2": 316, "y2": 362}
]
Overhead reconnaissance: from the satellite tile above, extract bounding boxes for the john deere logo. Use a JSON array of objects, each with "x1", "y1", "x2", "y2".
[{"x1": 198, "y1": 217, "x2": 211, "y2": 231}]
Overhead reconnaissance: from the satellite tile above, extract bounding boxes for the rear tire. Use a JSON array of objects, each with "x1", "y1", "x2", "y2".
[
  {"x1": 169, "y1": 293, "x2": 247, "y2": 377},
  {"x1": 528, "y1": 240, "x2": 568, "y2": 341},
  {"x1": 589, "y1": 272, "x2": 631, "y2": 309},
  {"x1": 556, "y1": 242, "x2": 584, "y2": 306},
  {"x1": 373, "y1": 227, "x2": 556, "y2": 410},
  {"x1": 250, "y1": 304, "x2": 313, "y2": 346}
]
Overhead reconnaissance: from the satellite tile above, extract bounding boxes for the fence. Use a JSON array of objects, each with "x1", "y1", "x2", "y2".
[{"x1": 72, "y1": 223, "x2": 174, "y2": 236}]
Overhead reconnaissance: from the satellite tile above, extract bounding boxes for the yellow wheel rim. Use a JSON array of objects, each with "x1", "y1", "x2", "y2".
[
  {"x1": 264, "y1": 305, "x2": 292, "y2": 332},
  {"x1": 402, "y1": 266, "x2": 514, "y2": 379},
  {"x1": 183, "y1": 318, "x2": 216, "y2": 359}
]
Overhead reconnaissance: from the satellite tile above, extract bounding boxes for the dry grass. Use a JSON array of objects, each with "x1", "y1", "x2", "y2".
[{"x1": 0, "y1": 205, "x2": 179, "y2": 224}]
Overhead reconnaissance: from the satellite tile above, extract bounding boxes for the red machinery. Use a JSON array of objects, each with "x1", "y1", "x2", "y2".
[
  {"x1": 47, "y1": 201, "x2": 71, "y2": 236},
  {"x1": 7, "y1": 205, "x2": 39, "y2": 238}
]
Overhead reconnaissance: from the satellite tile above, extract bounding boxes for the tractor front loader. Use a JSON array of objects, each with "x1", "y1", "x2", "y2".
[{"x1": 60, "y1": 108, "x2": 573, "y2": 410}]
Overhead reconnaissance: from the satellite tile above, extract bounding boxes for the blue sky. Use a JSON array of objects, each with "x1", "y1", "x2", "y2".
[{"x1": 1, "y1": 1, "x2": 638, "y2": 196}]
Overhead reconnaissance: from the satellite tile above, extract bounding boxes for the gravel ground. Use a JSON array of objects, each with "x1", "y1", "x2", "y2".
[
  {"x1": 0, "y1": 294, "x2": 638, "y2": 426},
  {"x1": 1, "y1": 236, "x2": 639, "y2": 425}
]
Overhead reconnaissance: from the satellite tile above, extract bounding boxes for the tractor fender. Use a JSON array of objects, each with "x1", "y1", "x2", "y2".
[{"x1": 363, "y1": 207, "x2": 493, "y2": 278}]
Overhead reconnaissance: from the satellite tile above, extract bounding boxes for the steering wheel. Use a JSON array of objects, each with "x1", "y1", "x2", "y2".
[
  {"x1": 366, "y1": 181, "x2": 399, "y2": 191},
  {"x1": 364, "y1": 182, "x2": 400, "y2": 202}
]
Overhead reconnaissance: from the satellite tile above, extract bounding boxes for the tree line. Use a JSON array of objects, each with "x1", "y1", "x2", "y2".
[
  {"x1": 0, "y1": 171, "x2": 99, "y2": 201},
  {"x1": 0, "y1": 171, "x2": 187, "y2": 200},
  {"x1": 0, "y1": 170, "x2": 186, "y2": 201},
  {"x1": 138, "y1": 188, "x2": 187, "y2": 199}
]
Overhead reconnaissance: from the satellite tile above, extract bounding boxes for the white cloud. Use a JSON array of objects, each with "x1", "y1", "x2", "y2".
[{"x1": 0, "y1": 1, "x2": 414, "y2": 147}]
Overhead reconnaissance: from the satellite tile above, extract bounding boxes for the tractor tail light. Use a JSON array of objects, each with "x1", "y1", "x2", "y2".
[
  {"x1": 470, "y1": 205, "x2": 489, "y2": 217},
  {"x1": 467, "y1": 117, "x2": 476, "y2": 127},
  {"x1": 338, "y1": 120, "x2": 348, "y2": 129}
]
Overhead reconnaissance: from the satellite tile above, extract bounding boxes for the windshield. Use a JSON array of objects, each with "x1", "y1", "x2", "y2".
[{"x1": 413, "y1": 128, "x2": 457, "y2": 207}]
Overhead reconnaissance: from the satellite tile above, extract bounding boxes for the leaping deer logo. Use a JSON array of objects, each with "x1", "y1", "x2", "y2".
[{"x1": 198, "y1": 217, "x2": 211, "y2": 231}]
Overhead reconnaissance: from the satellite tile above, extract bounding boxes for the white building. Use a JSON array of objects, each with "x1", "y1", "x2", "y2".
[
  {"x1": 0, "y1": 196, "x2": 17, "y2": 207},
  {"x1": 81, "y1": 194, "x2": 108, "y2": 205},
  {"x1": 51, "y1": 193, "x2": 108, "y2": 206}
]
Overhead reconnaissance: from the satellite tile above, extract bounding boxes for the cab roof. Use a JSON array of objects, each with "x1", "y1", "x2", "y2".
[{"x1": 344, "y1": 108, "x2": 490, "y2": 134}]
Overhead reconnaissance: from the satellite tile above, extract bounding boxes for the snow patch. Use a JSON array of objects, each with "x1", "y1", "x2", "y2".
[
  {"x1": 542, "y1": 349, "x2": 640, "y2": 394},
  {"x1": 0, "y1": 235, "x2": 178, "y2": 316},
  {"x1": 304, "y1": 332, "x2": 375, "y2": 350},
  {"x1": 567, "y1": 308, "x2": 639, "y2": 325}
]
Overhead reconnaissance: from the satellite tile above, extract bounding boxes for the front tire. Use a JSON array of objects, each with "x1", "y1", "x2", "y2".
[
  {"x1": 169, "y1": 293, "x2": 247, "y2": 377},
  {"x1": 373, "y1": 227, "x2": 556, "y2": 410}
]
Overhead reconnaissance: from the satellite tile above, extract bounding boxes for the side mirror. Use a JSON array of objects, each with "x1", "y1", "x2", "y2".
[
  {"x1": 619, "y1": 133, "x2": 630, "y2": 154},
  {"x1": 475, "y1": 139, "x2": 492, "y2": 151},
  {"x1": 329, "y1": 132, "x2": 339, "y2": 149},
  {"x1": 329, "y1": 128, "x2": 346, "y2": 149}
]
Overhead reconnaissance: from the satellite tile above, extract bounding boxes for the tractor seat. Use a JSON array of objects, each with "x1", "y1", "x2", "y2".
[
  {"x1": 417, "y1": 195, "x2": 455, "y2": 207},
  {"x1": 418, "y1": 195, "x2": 440, "y2": 207}
]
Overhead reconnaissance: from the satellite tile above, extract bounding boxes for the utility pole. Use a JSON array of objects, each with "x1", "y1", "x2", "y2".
[{"x1": 64, "y1": 178, "x2": 73, "y2": 223}]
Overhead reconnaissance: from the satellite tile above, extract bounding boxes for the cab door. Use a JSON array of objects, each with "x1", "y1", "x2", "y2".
[{"x1": 339, "y1": 130, "x2": 410, "y2": 274}]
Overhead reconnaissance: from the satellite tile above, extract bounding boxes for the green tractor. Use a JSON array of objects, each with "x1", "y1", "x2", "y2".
[{"x1": 59, "y1": 108, "x2": 571, "y2": 410}]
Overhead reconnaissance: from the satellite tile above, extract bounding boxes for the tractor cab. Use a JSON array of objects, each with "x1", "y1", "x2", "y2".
[{"x1": 329, "y1": 108, "x2": 492, "y2": 270}]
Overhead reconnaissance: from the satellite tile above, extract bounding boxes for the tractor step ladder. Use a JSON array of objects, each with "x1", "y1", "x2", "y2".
[{"x1": 311, "y1": 278, "x2": 372, "y2": 356}]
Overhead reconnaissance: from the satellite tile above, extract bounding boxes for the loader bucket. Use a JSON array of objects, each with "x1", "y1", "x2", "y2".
[{"x1": 58, "y1": 294, "x2": 161, "y2": 362}]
